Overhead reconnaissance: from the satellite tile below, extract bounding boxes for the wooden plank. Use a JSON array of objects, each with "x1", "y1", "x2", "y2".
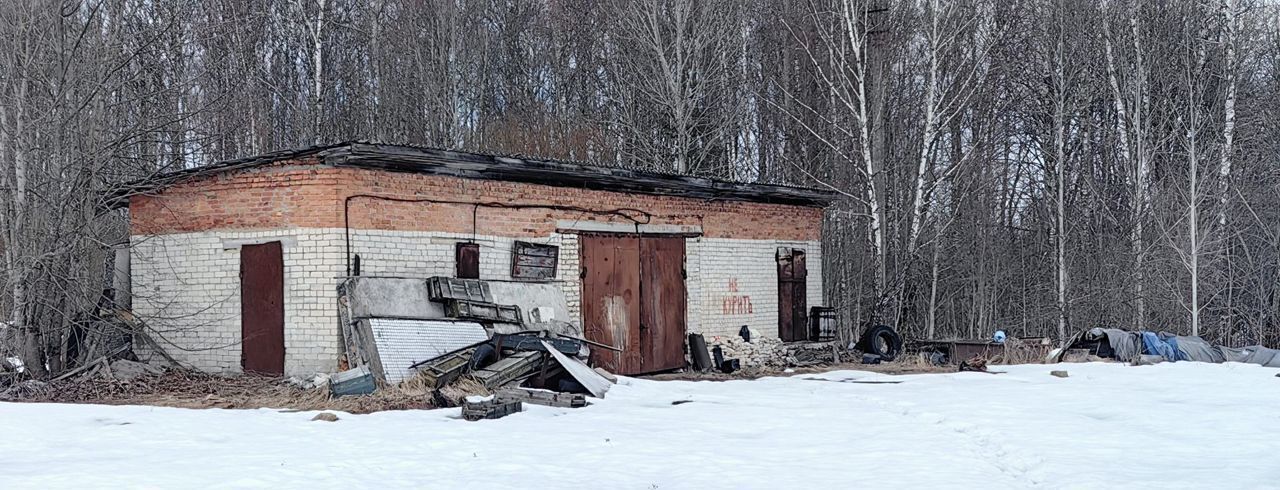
[
  {"x1": 445, "y1": 300, "x2": 522, "y2": 323},
  {"x1": 412, "y1": 349, "x2": 474, "y2": 389},
  {"x1": 470, "y1": 351, "x2": 543, "y2": 388},
  {"x1": 352, "y1": 319, "x2": 388, "y2": 383},
  {"x1": 462, "y1": 399, "x2": 522, "y2": 421},
  {"x1": 495, "y1": 388, "x2": 588, "y2": 408}
]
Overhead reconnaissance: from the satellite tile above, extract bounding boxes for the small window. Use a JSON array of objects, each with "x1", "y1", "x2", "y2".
[
  {"x1": 456, "y1": 242, "x2": 480, "y2": 279},
  {"x1": 511, "y1": 241, "x2": 559, "y2": 280}
]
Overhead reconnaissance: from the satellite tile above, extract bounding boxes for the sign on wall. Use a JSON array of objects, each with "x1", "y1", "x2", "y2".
[{"x1": 511, "y1": 241, "x2": 559, "y2": 280}]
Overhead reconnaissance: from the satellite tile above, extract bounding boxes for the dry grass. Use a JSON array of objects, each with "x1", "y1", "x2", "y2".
[
  {"x1": 433, "y1": 377, "x2": 492, "y2": 407},
  {"x1": 10, "y1": 368, "x2": 434, "y2": 414},
  {"x1": 995, "y1": 337, "x2": 1052, "y2": 365}
]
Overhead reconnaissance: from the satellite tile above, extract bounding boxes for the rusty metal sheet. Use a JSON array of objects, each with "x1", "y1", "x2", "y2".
[
  {"x1": 241, "y1": 241, "x2": 285, "y2": 375},
  {"x1": 511, "y1": 241, "x2": 559, "y2": 280},
  {"x1": 580, "y1": 234, "x2": 642, "y2": 374},
  {"x1": 640, "y1": 237, "x2": 687, "y2": 373}
]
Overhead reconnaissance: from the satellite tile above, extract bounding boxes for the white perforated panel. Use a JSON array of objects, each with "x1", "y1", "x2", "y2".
[{"x1": 368, "y1": 319, "x2": 489, "y2": 383}]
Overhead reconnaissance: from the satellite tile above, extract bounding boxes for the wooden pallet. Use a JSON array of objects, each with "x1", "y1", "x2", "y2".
[
  {"x1": 462, "y1": 399, "x2": 522, "y2": 421},
  {"x1": 445, "y1": 299, "x2": 522, "y2": 323},
  {"x1": 496, "y1": 388, "x2": 588, "y2": 408},
  {"x1": 470, "y1": 351, "x2": 543, "y2": 388},
  {"x1": 412, "y1": 347, "x2": 478, "y2": 389},
  {"x1": 427, "y1": 277, "x2": 491, "y2": 303}
]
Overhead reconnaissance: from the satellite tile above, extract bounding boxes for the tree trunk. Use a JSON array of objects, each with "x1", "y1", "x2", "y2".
[{"x1": 311, "y1": 0, "x2": 327, "y2": 144}]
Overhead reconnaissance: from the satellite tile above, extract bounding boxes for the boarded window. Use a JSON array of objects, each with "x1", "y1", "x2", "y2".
[
  {"x1": 511, "y1": 241, "x2": 558, "y2": 280},
  {"x1": 456, "y1": 242, "x2": 480, "y2": 279}
]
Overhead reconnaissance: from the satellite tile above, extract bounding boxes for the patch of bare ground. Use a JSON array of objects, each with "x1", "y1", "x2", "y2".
[{"x1": 639, "y1": 356, "x2": 956, "y2": 382}]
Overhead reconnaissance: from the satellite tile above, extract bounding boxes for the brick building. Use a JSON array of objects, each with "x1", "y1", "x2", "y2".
[{"x1": 120, "y1": 142, "x2": 835, "y2": 376}]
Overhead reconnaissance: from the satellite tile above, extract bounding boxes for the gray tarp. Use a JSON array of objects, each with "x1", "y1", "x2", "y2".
[
  {"x1": 1072, "y1": 328, "x2": 1280, "y2": 368},
  {"x1": 1086, "y1": 328, "x2": 1142, "y2": 362},
  {"x1": 1171, "y1": 335, "x2": 1226, "y2": 363},
  {"x1": 1219, "y1": 346, "x2": 1280, "y2": 367}
]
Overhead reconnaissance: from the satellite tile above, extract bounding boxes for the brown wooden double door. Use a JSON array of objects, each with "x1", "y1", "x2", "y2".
[{"x1": 580, "y1": 234, "x2": 686, "y2": 375}]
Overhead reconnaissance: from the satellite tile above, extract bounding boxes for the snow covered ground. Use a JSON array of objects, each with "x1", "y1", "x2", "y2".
[{"x1": 3, "y1": 362, "x2": 1278, "y2": 489}]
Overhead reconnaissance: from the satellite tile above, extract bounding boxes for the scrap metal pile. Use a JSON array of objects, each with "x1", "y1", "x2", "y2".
[{"x1": 333, "y1": 276, "x2": 615, "y2": 420}]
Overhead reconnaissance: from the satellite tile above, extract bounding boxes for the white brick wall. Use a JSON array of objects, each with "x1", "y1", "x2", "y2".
[
  {"x1": 131, "y1": 229, "x2": 346, "y2": 375},
  {"x1": 685, "y1": 238, "x2": 823, "y2": 342},
  {"x1": 132, "y1": 227, "x2": 820, "y2": 375},
  {"x1": 131, "y1": 227, "x2": 578, "y2": 375}
]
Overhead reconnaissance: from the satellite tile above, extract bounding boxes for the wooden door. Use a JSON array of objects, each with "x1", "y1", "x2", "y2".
[
  {"x1": 241, "y1": 242, "x2": 285, "y2": 375},
  {"x1": 639, "y1": 237, "x2": 687, "y2": 372},
  {"x1": 777, "y1": 248, "x2": 808, "y2": 342},
  {"x1": 580, "y1": 235, "x2": 641, "y2": 374}
]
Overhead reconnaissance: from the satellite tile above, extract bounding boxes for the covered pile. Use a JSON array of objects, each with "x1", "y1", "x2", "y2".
[{"x1": 1056, "y1": 328, "x2": 1280, "y2": 367}]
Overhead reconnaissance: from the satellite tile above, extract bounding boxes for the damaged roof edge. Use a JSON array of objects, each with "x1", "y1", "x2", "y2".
[
  {"x1": 100, "y1": 141, "x2": 353, "y2": 209},
  {"x1": 105, "y1": 141, "x2": 839, "y2": 209}
]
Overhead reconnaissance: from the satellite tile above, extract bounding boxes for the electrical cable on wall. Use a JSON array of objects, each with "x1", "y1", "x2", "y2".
[{"x1": 342, "y1": 193, "x2": 654, "y2": 276}]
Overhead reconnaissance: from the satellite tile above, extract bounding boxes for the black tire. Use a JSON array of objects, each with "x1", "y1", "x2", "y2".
[
  {"x1": 469, "y1": 343, "x2": 498, "y2": 370},
  {"x1": 858, "y1": 325, "x2": 903, "y2": 361}
]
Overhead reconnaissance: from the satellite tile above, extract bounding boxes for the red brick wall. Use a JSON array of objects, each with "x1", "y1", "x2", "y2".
[{"x1": 130, "y1": 160, "x2": 823, "y2": 241}]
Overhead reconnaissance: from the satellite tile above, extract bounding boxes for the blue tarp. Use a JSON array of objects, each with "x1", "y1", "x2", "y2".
[{"x1": 1141, "y1": 332, "x2": 1189, "y2": 361}]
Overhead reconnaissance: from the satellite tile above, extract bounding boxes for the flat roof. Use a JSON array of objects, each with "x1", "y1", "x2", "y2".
[{"x1": 109, "y1": 141, "x2": 839, "y2": 208}]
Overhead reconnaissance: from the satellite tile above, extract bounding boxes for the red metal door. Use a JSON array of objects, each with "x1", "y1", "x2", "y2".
[
  {"x1": 580, "y1": 234, "x2": 641, "y2": 374},
  {"x1": 639, "y1": 237, "x2": 687, "y2": 372},
  {"x1": 241, "y1": 242, "x2": 285, "y2": 375},
  {"x1": 777, "y1": 248, "x2": 808, "y2": 341},
  {"x1": 455, "y1": 242, "x2": 480, "y2": 279}
]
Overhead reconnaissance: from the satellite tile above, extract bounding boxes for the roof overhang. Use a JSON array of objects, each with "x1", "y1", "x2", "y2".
[{"x1": 106, "y1": 142, "x2": 840, "y2": 209}]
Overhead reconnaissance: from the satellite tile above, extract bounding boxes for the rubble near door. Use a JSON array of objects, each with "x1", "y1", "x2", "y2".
[
  {"x1": 580, "y1": 234, "x2": 686, "y2": 375},
  {"x1": 241, "y1": 242, "x2": 285, "y2": 375},
  {"x1": 777, "y1": 248, "x2": 808, "y2": 342}
]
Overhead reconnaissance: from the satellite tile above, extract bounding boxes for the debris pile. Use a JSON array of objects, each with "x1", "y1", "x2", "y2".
[
  {"x1": 708, "y1": 335, "x2": 845, "y2": 369},
  {"x1": 779, "y1": 341, "x2": 845, "y2": 366},
  {"x1": 333, "y1": 276, "x2": 616, "y2": 420},
  {"x1": 712, "y1": 336, "x2": 785, "y2": 368}
]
